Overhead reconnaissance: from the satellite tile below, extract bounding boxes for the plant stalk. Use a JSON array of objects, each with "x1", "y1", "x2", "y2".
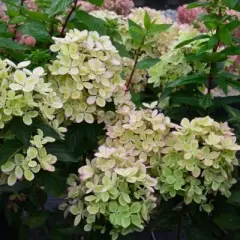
[
  {"x1": 12, "y1": 0, "x2": 25, "y2": 40},
  {"x1": 60, "y1": 0, "x2": 78, "y2": 37},
  {"x1": 126, "y1": 37, "x2": 145, "y2": 90}
]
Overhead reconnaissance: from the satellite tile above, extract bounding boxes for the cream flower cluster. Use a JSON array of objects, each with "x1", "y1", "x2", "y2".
[
  {"x1": 105, "y1": 104, "x2": 174, "y2": 163},
  {"x1": 0, "y1": 59, "x2": 62, "y2": 128},
  {"x1": 1, "y1": 129, "x2": 57, "y2": 186},
  {"x1": 48, "y1": 29, "x2": 125, "y2": 124},
  {"x1": 157, "y1": 116, "x2": 240, "y2": 212},
  {"x1": 60, "y1": 145, "x2": 157, "y2": 239},
  {"x1": 148, "y1": 25, "x2": 207, "y2": 88}
]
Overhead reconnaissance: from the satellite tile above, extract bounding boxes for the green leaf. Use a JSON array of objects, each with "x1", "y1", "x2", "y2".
[
  {"x1": 147, "y1": 24, "x2": 171, "y2": 35},
  {"x1": 0, "y1": 139, "x2": 23, "y2": 166},
  {"x1": 19, "y1": 20, "x2": 51, "y2": 42},
  {"x1": 175, "y1": 35, "x2": 210, "y2": 49},
  {"x1": 226, "y1": 79, "x2": 240, "y2": 92},
  {"x1": 225, "y1": 0, "x2": 239, "y2": 9},
  {"x1": 22, "y1": 8, "x2": 54, "y2": 22},
  {"x1": 0, "y1": 23, "x2": 13, "y2": 38},
  {"x1": 29, "y1": 187, "x2": 48, "y2": 208},
  {"x1": 136, "y1": 58, "x2": 159, "y2": 70},
  {"x1": 10, "y1": 15, "x2": 27, "y2": 24},
  {"x1": 86, "y1": 0, "x2": 104, "y2": 7},
  {"x1": 221, "y1": 46, "x2": 240, "y2": 55},
  {"x1": 219, "y1": 27, "x2": 232, "y2": 45},
  {"x1": 171, "y1": 96, "x2": 200, "y2": 108},
  {"x1": 128, "y1": 19, "x2": 145, "y2": 45},
  {"x1": 112, "y1": 41, "x2": 130, "y2": 58},
  {"x1": 187, "y1": 2, "x2": 212, "y2": 9},
  {"x1": 229, "y1": 189, "x2": 240, "y2": 204},
  {"x1": 0, "y1": 38, "x2": 28, "y2": 50},
  {"x1": 167, "y1": 74, "x2": 207, "y2": 88},
  {"x1": 224, "y1": 105, "x2": 240, "y2": 121},
  {"x1": 214, "y1": 213, "x2": 240, "y2": 230},
  {"x1": 35, "y1": 172, "x2": 66, "y2": 197},
  {"x1": 216, "y1": 78, "x2": 228, "y2": 95},
  {"x1": 226, "y1": 20, "x2": 240, "y2": 31},
  {"x1": 33, "y1": 119, "x2": 61, "y2": 141},
  {"x1": 65, "y1": 122, "x2": 104, "y2": 158},
  {"x1": 144, "y1": 11, "x2": 151, "y2": 29},
  {"x1": 0, "y1": 181, "x2": 31, "y2": 193},
  {"x1": 199, "y1": 94, "x2": 212, "y2": 109},
  {"x1": 213, "y1": 96, "x2": 240, "y2": 107},
  {"x1": 74, "y1": 10, "x2": 107, "y2": 35},
  {"x1": 24, "y1": 211, "x2": 48, "y2": 228},
  {"x1": 47, "y1": 0, "x2": 74, "y2": 17},
  {"x1": 46, "y1": 142, "x2": 77, "y2": 163},
  {"x1": 10, "y1": 117, "x2": 33, "y2": 147}
]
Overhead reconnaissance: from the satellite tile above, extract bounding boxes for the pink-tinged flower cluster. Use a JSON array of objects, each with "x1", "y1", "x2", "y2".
[
  {"x1": 25, "y1": 0, "x2": 38, "y2": 11},
  {"x1": 78, "y1": 0, "x2": 134, "y2": 15},
  {"x1": 0, "y1": 3, "x2": 36, "y2": 47},
  {"x1": 177, "y1": 4, "x2": 206, "y2": 24}
]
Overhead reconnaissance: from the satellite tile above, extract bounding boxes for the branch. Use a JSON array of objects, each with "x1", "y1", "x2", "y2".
[
  {"x1": 126, "y1": 37, "x2": 145, "y2": 90},
  {"x1": 60, "y1": 0, "x2": 78, "y2": 37},
  {"x1": 12, "y1": 0, "x2": 25, "y2": 41}
]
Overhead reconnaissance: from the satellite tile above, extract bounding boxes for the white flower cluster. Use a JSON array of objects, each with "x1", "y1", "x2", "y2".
[
  {"x1": 1, "y1": 130, "x2": 57, "y2": 186},
  {"x1": 48, "y1": 29, "x2": 125, "y2": 124},
  {"x1": 0, "y1": 59, "x2": 62, "y2": 128}
]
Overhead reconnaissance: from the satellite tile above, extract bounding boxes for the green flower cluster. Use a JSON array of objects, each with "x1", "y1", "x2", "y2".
[
  {"x1": 0, "y1": 59, "x2": 62, "y2": 128},
  {"x1": 48, "y1": 29, "x2": 125, "y2": 124},
  {"x1": 60, "y1": 145, "x2": 157, "y2": 240},
  {"x1": 157, "y1": 116, "x2": 240, "y2": 212},
  {"x1": 1, "y1": 129, "x2": 57, "y2": 186},
  {"x1": 148, "y1": 25, "x2": 207, "y2": 88}
]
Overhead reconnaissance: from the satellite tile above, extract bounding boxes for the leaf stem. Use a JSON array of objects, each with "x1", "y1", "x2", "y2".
[
  {"x1": 60, "y1": 0, "x2": 78, "y2": 37},
  {"x1": 126, "y1": 37, "x2": 145, "y2": 90},
  {"x1": 207, "y1": 9, "x2": 222, "y2": 94},
  {"x1": 12, "y1": 0, "x2": 25, "y2": 41}
]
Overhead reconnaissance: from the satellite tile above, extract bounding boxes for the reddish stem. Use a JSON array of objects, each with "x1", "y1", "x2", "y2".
[
  {"x1": 126, "y1": 37, "x2": 145, "y2": 90},
  {"x1": 12, "y1": 0, "x2": 25, "y2": 41},
  {"x1": 60, "y1": 0, "x2": 78, "y2": 37}
]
